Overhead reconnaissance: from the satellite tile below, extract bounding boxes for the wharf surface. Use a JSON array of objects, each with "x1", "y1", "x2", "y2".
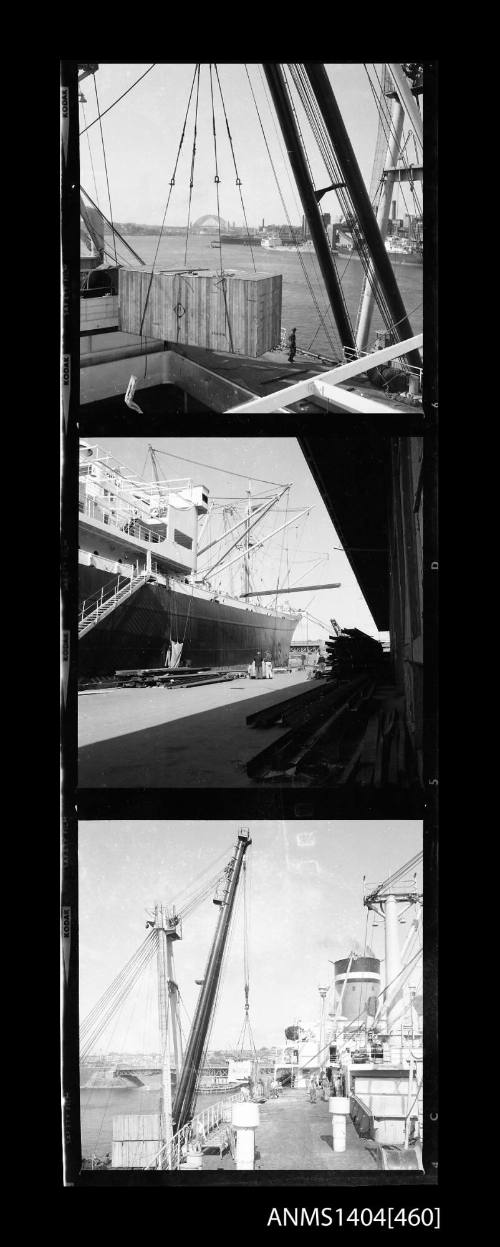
[
  {"x1": 202, "y1": 1088, "x2": 378, "y2": 1171},
  {"x1": 78, "y1": 670, "x2": 310, "y2": 788}
]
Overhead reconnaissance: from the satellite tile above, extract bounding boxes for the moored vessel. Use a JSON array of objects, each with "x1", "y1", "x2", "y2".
[{"x1": 78, "y1": 441, "x2": 301, "y2": 677}]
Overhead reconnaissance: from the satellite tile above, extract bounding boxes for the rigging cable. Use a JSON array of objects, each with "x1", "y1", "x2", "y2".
[
  {"x1": 253, "y1": 65, "x2": 340, "y2": 358},
  {"x1": 80, "y1": 64, "x2": 157, "y2": 135},
  {"x1": 292, "y1": 64, "x2": 390, "y2": 315},
  {"x1": 81, "y1": 933, "x2": 158, "y2": 1060},
  {"x1": 93, "y1": 73, "x2": 117, "y2": 264},
  {"x1": 80, "y1": 98, "x2": 100, "y2": 210},
  {"x1": 289, "y1": 64, "x2": 397, "y2": 341},
  {"x1": 281, "y1": 65, "x2": 351, "y2": 349},
  {"x1": 209, "y1": 63, "x2": 234, "y2": 353},
  {"x1": 214, "y1": 65, "x2": 257, "y2": 273},
  {"x1": 80, "y1": 934, "x2": 154, "y2": 1040},
  {"x1": 183, "y1": 64, "x2": 201, "y2": 267},
  {"x1": 139, "y1": 64, "x2": 200, "y2": 337},
  {"x1": 259, "y1": 62, "x2": 342, "y2": 351},
  {"x1": 150, "y1": 446, "x2": 287, "y2": 489},
  {"x1": 365, "y1": 64, "x2": 423, "y2": 222}
]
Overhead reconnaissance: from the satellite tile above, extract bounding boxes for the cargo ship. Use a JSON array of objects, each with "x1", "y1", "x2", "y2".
[{"x1": 78, "y1": 442, "x2": 301, "y2": 677}]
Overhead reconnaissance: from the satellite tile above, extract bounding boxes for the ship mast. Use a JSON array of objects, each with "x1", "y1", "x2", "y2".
[
  {"x1": 153, "y1": 905, "x2": 183, "y2": 1149},
  {"x1": 172, "y1": 830, "x2": 252, "y2": 1134},
  {"x1": 243, "y1": 481, "x2": 252, "y2": 598}
]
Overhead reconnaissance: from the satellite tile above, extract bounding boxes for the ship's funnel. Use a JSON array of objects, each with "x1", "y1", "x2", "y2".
[{"x1": 334, "y1": 957, "x2": 381, "y2": 1022}]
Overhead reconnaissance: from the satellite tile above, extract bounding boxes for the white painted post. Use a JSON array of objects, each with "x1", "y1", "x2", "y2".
[
  {"x1": 231, "y1": 1101, "x2": 260, "y2": 1170},
  {"x1": 329, "y1": 1096, "x2": 350, "y2": 1153}
]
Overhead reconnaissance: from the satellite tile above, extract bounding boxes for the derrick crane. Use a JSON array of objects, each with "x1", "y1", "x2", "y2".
[
  {"x1": 363, "y1": 852, "x2": 422, "y2": 1038},
  {"x1": 173, "y1": 830, "x2": 252, "y2": 1134}
]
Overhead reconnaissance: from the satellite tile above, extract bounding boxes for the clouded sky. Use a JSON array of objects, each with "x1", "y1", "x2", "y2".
[
  {"x1": 78, "y1": 820, "x2": 422, "y2": 1053},
  {"x1": 78, "y1": 64, "x2": 417, "y2": 229}
]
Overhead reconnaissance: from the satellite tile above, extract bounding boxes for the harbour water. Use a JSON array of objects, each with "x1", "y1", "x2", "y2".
[
  {"x1": 114, "y1": 234, "x2": 423, "y2": 362},
  {"x1": 80, "y1": 1086, "x2": 231, "y2": 1162}
]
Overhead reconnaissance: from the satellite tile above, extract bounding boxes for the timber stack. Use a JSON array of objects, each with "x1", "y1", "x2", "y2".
[{"x1": 325, "y1": 627, "x2": 384, "y2": 678}]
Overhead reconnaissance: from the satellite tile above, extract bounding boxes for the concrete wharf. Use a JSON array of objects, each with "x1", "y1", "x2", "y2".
[{"x1": 78, "y1": 670, "x2": 310, "y2": 788}]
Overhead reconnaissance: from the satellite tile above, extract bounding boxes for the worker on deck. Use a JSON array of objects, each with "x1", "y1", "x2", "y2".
[
  {"x1": 288, "y1": 327, "x2": 297, "y2": 363},
  {"x1": 308, "y1": 1073, "x2": 318, "y2": 1103}
]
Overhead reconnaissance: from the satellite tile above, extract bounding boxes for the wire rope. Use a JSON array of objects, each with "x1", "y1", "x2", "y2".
[
  {"x1": 139, "y1": 64, "x2": 199, "y2": 337},
  {"x1": 80, "y1": 64, "x2": 157, "y2": 135},
  {"x1": 93, "y1": 74, "x2": 117, "y2": 264},
  {"x1": 214, "y1": 65, "x2": 257, "y2": 272}
]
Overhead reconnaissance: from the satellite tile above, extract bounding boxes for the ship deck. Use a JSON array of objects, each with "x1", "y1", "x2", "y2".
[
  {"x1": 201, "y1": 1088, "x2": 378, "y2": 1172},
  {"x1": 79, "y1": 336, "x2": 420, "y2": 417},
  {"x1": 78, "y1": 671, "x2": 311, "y2": 788}
]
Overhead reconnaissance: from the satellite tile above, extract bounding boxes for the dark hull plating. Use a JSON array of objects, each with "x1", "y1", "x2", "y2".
[{"x1": 79, "y1": 570, "x2": 300, "y2": 676}]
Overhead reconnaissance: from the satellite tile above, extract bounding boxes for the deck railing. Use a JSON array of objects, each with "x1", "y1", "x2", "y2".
[
  {"x1": 79, "y1": 570, "x2": 146, "y2": 627},
  {"x1": 79, "y1": 497, "x2": 167, "y2": 545},
  {"x1": 144, "y1": 1091, "x2": 243, "y2": 1171}
]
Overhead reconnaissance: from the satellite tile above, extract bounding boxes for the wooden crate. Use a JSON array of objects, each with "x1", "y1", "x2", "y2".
[
  {"x1": 112, "y1": 1112, "x2": 162, "y2": 1169},
  {"x1": 118, "y1": 268, "x2": 282, "y2": 357},
  {"x1": 80, "y1": 295, "x2": 119, "y2": 334}
]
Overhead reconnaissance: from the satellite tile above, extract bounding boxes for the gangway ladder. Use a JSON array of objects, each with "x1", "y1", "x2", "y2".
[{"x1": 78, "y1": 570, "x2": 149, "y2": 638}]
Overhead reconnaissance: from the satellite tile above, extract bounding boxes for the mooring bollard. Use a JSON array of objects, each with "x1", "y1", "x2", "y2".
[
  {"x1": 329, "y1": 1096, "x2": 350, "y2": 1153},
  {"x1": 231, "y1": 1101, "x2": 260, "y2": 1170}
]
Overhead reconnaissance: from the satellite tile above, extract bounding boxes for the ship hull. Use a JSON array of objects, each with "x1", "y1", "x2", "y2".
[{"x1": 79, "y1": 567, "x2": 300, "y2": 676}]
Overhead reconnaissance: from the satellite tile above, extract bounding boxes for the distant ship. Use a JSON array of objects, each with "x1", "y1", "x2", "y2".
[
  {"x1": 210, "y1": 233, "x2": 262, "y2": 246},
  {"x1": 261, "y1": 234, "x2": 316, "y2": 253},
  {"x1": 333, "y1": 232, "x2": 422, "y2": 267}
]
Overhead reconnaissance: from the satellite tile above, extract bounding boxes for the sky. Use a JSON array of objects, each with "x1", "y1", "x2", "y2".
[
  {"x1": 78, "y1": 820, "x2": 423, "y2": 1053},
  {"x1": 78, "y1": 63, "x2": 419, "y2": 230},
  {"x1": 84, "y1": 435, "x2": 386, "y2": 641}
]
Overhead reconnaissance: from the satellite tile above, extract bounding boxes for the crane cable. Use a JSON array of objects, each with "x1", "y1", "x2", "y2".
[
  {"x1": 365, "y1": 64, "x2": 423, "y2": 222},
  {"x1": 249, "y1": 64, "x2": 340, "y2": 359},
  {"x1": 209, "y1": 63, "x2": 234, "y2": 353},
  {"x1": 184, "y1": 65, "x2": 201, "y2": 267},
  {"x1": 80, "y1": 933, "x2": 154, "y2": 1039},
  {"x1": 234, "y1": 859, "x2": 257, "y2": 1057},
  {"x1": 79, "y1": 97, "x2": 100, "y2": 210},
  {"x1": 214, "y1": 65, "x2": 257, "y2": 273},
  {"x1": 281, "y1": 65, "x2": 351, "y2": 347},
  {"x1": 289, "y1": 65, "x2": 397, "y2": 343},
  {"x1": 139, "y1": 64, "x2": 200, "y2": 337},
  {"x1": 93, "y1": 73, "x2": 117, "y2": 265},
  {"x1": 80, "y1": 932, "x2": 158, "y2": 1060},
  {"x1": 80, "y1": 64, "x2": 157, "y2": 136},
  {"x1": 259, "y1": 63, "x2": 343, "y2": 355}
]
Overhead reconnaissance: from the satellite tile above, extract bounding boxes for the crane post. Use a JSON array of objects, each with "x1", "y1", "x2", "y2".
[{"x1": 172, "y1": 831, "x2": 252, "y2": 1134}]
